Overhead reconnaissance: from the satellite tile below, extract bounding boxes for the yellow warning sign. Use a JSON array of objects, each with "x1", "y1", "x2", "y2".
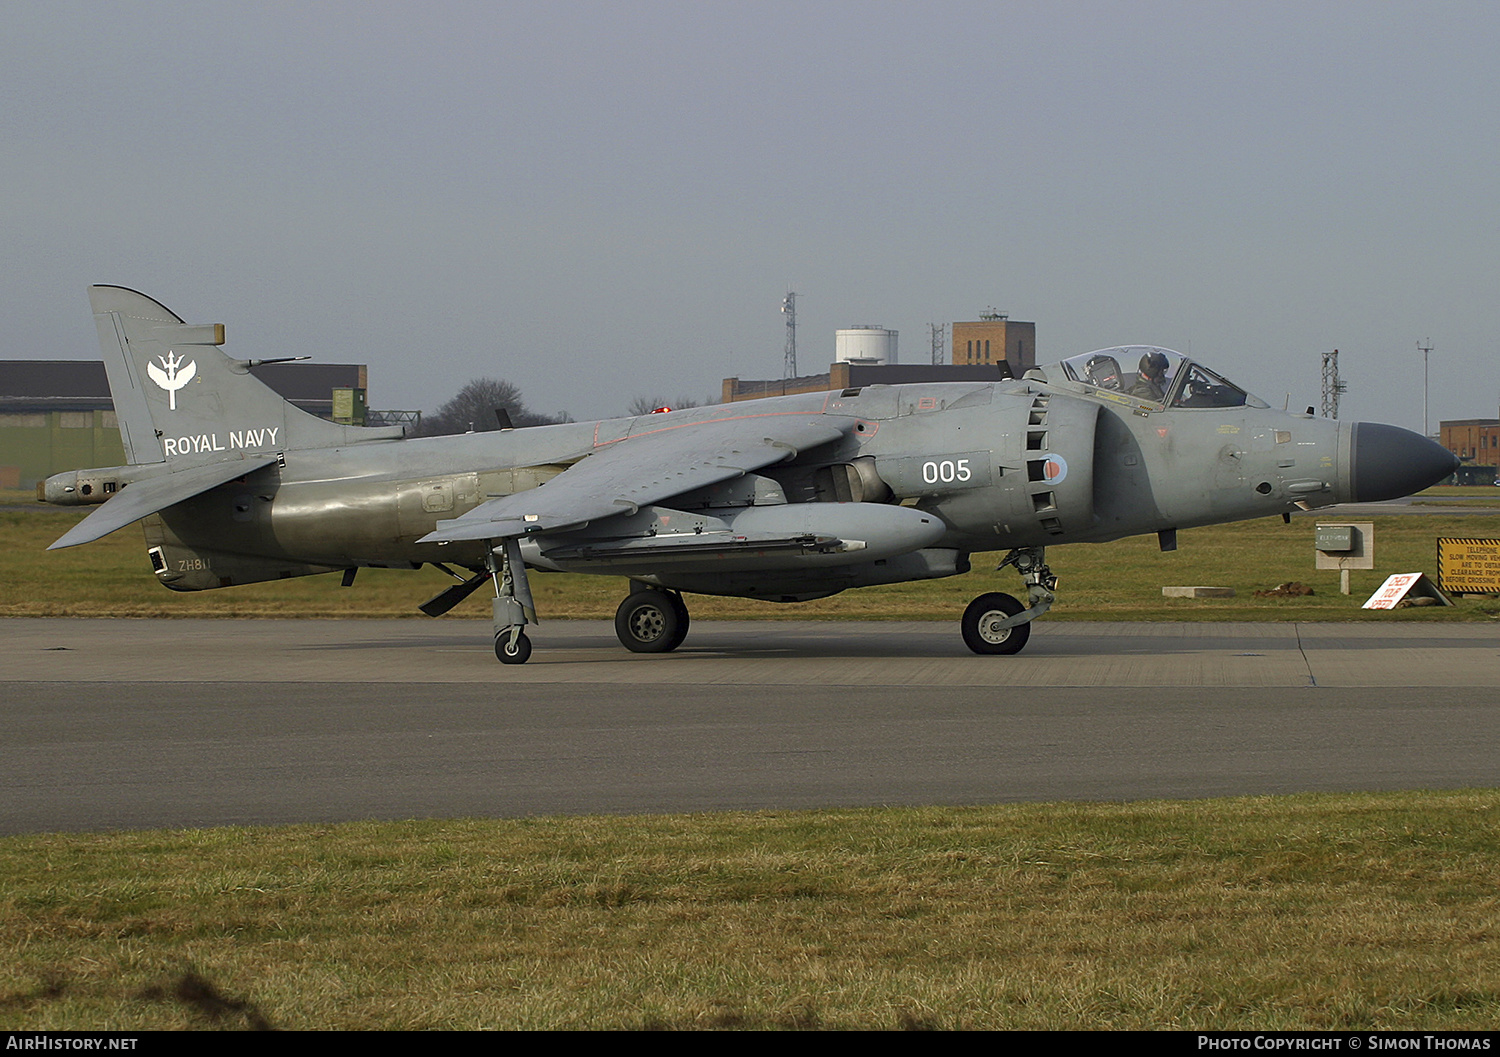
[{"x1": 1437, "y1": 538, "x2": 1500, "y2": 594}]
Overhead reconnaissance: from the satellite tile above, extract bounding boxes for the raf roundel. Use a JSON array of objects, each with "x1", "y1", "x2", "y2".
[{"x1": 1042, "y1": 454, "x2": 1068, "y2": 484}]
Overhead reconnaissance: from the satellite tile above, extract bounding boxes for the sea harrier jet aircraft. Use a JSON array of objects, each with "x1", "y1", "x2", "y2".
[{"x1": 42, "y1": 286, "x2": 1457, "y2": 663}]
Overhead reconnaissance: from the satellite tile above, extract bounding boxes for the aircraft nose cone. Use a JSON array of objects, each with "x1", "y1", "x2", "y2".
[{"x1": 1349, "y1": 422, "x2": 1460, "y2": 502}]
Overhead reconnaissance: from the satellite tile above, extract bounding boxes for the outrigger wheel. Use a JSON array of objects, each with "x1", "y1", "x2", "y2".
[
  {"x1": 614, "y1": 587, "x2": 690, "y2": 653},
  {"x1": 961, "y1": 592, "x2": 1031, "y2": 655},
  {"x1": 495, "y1": 629, "x2": 532, "y2": 665}
]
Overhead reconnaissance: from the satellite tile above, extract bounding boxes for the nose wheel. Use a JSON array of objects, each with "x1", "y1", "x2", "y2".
[
  {"x1": 961, "y1": 592, "x2": 1031, "y2": 655},
  {"x1": 614, "y1": 588, "x2": 690, "y2": 653},
  {"x1": 960, "y1": 547, "x2": 1055, "y2": 657}
]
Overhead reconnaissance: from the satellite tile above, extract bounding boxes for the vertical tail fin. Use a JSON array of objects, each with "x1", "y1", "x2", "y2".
[{"x1": 89, "y1": 285, "x2": 403, "y2": 466}]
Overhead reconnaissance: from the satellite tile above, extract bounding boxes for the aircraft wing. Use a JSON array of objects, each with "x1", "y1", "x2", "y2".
[
  {"x1": 48, "y1": 457, "x2": 279, "y2": 550},
  {"x1": 420, "y1": 412, "x2": 849, "y2": 543}
]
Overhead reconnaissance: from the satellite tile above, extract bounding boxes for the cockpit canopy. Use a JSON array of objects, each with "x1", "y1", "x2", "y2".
[{"x1": 1057, "y1": 346, "x2": 1268, "y2": 409}]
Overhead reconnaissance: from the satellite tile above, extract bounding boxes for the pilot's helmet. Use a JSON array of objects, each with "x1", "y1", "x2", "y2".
[{"x1": 1139, "y1": 351, "x2": 1169, "y2": 379}]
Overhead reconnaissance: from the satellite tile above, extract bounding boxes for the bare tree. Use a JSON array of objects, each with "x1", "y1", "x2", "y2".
[{"x1": 416, "y1": 377, "x2": 570, "y2": 437}]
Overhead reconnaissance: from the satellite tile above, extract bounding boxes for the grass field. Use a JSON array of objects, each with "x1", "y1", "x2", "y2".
[
  {"x1": 3, "y1": 792, "x2": 1497, "y2": 1031},
  {"x1": 3, "y1": 488, "x2": 1498, "y2": 621}
]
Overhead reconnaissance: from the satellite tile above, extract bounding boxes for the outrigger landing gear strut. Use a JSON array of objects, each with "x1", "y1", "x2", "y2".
[
  {"x1": 960, "y1": 546, "x2": 1057, "y2": 656},
  {"x1": 490, "y1": 537, "x2": 537, "y2": 664}
]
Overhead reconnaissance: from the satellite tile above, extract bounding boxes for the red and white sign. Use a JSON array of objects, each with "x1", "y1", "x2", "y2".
[{"x1": 1356, "y1": 572, "x2": 1434, "y2": 605}]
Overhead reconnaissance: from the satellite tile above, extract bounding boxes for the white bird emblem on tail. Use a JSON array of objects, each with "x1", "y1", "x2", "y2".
[{"x1": 146, "y1": 351, "x2": 197, "y2": 410}]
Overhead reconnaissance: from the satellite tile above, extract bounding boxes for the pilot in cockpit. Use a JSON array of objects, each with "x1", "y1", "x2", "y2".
[{"x1": 1129, "y1": 350, "x2": 1170, "y2": 402}]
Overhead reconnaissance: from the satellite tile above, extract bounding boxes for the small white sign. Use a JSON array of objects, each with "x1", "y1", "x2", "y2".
[{"x1": 1362, "y1": 573, "x2": 1451, "y2": 610}]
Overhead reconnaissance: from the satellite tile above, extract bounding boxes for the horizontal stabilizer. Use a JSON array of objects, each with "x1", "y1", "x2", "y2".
[{"x1": 48, "y1": 457, "x2": 277, "y2": 550}]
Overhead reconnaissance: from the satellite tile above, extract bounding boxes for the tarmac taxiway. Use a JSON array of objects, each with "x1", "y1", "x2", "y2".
[{"x1": 2, "y1": 618, "x2": 1497, "y2": 834}]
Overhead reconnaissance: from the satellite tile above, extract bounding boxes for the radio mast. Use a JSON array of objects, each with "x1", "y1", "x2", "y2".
[
  {"x1": 1417, "y1": 339, "x2": 1433, "y2": 436},
  {"x1": 1320, "y1": 349, "x2": 1346, "y2": 419},
  {"x1": 781, "y1": 291, "x2": 798, "y2": 378}
]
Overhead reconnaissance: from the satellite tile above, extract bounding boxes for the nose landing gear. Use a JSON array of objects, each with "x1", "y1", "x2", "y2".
[
  {"x1": 961, "y1": 547, "x2": 1055, "y2": 656},
  {"x1": 961, "y1": 592, "x2": 1029, "y2": 654}
]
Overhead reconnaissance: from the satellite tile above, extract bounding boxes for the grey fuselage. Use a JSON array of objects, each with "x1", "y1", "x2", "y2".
[{"x1": 51, "y1": 368, "x2": 1380, "y2": 600}]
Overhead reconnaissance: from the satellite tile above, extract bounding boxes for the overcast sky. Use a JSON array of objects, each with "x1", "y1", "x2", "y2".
[{"x1": 3, "y1": 1, "x2": 1496, "y2": 430}]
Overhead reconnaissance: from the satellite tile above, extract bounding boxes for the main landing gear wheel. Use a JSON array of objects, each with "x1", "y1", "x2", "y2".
[
  {"x1": 496, "y1": 630, "x2": 532, "y2": 665},
  {"x1": 614, "y1": 590, "x2": 689, "y2": 653},
  {"x1": 961, "y1": 592, "x2": 1031, "y2": 656}
]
